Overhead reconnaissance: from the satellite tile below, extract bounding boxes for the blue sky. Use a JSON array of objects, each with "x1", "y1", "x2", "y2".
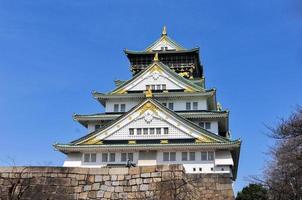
[{"x1": 0, "y1": 0, "x2": 301, "y2": 193}]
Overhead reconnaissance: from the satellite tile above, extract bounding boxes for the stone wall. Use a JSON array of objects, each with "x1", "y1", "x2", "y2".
[{"x1": 0, "y1": 165, "x2": 234, "y2": 200}]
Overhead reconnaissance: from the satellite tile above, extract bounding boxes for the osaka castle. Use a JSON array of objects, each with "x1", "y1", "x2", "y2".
[{"x1": 54, "y1": 26, "x2": 241, "y2": 179}]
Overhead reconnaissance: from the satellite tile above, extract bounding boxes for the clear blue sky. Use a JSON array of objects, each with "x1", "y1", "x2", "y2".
[{"x1": 0, "y1": 0, "x2": 301, "y2": 193}]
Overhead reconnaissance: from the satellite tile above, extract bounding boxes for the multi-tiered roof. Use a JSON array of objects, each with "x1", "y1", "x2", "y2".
[{"x1": 54, "y1": 26, "x2": 241, "y2": 179}]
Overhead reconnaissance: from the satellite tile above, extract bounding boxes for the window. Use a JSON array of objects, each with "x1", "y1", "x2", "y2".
[
  {"x1": 137, "y1": 128, "x2": 142, "y2": 135},
  {"x1": 182, "y1": 152, "x2": 187, "y2": 161},
  {"x1": 162, "y1": 102, "x2": 167, "y2": 107},
  {"x1": 129, "y1": 128, "x2": 134, "y2": 135},
  {"x1": 146, "y1": 85, "x2": 150, "y2": 90},
  {"x1": 143, "y1": 128, "x2": 148, "y2": 135},
  {"x1": 84, "y1": 153, "x2": 97, "y2": 163},
  {"x1": 201, "y1": 151, "x2": 215, "y2": 161},
  {"x1": 201, "y1": 152, "x2": 207, "y2": 161},
  {"x1": 156, "y1": 85, "x2": 161, "y2": 90},
  {"x1": 186, "y1": 102, "x2": 191, "y2": 110},
  {"x1": 84, "y1": 154, "x2": 90, "y2": 162},
  {"x1": 164, "y1": 128, "x2": 168, "y2": 134},
  {"x1": 168, "y1": 103, "x2": 174, "y2": 110},
  {"x1": 162, "y1": 84, "x2": 166, "y2": 90},
  {"x1": 208, "y1": 152, "x2": 214, "y2": 161},
  {"x1": 102, "y1": 153, "x2": 108, "y2": 162},
  {"x1": 121, "y1": 153, "x2": 127, "y2": 162},
  {"x1": 189, "y1": 152, "x2": 195, "y2": 161},
  {"x1": 114, "y1": 104, "x2": 119, "y2": 112},
  {"x1": 151, "y1": 85, "x2": 156, "y2": 90},
  {"x1": 205, "y1": 122, "x2": 211, "y2": 129},
  {"x1": 109, "y1": 153, "x2": 115, "y2": 162},
  {"x1": 95, "y1": 125, "x2": 100, "y2": 130},
  {"x1": 120, "y1": 104, "x2": 126, "y2": 112},
  {"x1": 163, "y1": 152, "x2": 176, "y2": 161},
  {"x1": 199, "y1": 122, "x2": 211, "y2": 130},
  {"x1": 193, "y1": 102, "x2": 198, "y2": 110},
  {"x1": 193, "y1": 168, "x2": 196, "y2": 172},
  {"x1": 128, "y1": 153, "x2": 133, "y2": 161},
  {"x1": 121, "y1": 153, "x2": 133, "y2": 162},
  {"x1": 150, "y1": 128, "x2": 155, "y2": 135},
  {"x1": 163, "y1": 152, "x2": 169, "y2": 161},
  {"x1": 156, "y1": 128, "x2": 161, "y2": 135},
  {"x1": 199, "y1": 168, "x2": 202, "y2": 172}
]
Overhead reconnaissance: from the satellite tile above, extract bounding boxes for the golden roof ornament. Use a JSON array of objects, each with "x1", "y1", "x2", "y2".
[
  {"x1": 153, "y1": 52, "x2": 159, "y2": 61},
  {"x1": 145, "y1": 87, "x2": 153, "y2": 98},
  {"x1": 162, "y1": 25, "x2": 167, "y2": 36}
]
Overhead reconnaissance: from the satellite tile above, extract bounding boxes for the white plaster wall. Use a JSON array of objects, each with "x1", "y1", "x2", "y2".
[
  {"x1": 189, "y1": 119, "x2": 219, "y2": 134},
  {"x1": 63, "y1": 153, "x2": 82, "y2": 167},
  {"x1": 159, "y1": 98, "x2": 207, "y2": 111},
  {"x1": 64, "y1": 150, "x2": 233, "y2": 174},
  {"x1": 151, "y1": 41, "x2": 177, "y2": 51},
  {"x1": 105, "y1": 99, "x2": 140, "y2": 113}
]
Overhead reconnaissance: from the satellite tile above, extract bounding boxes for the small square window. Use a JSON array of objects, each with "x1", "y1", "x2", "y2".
[
  {"x1": 170, "y1": 152, "x2": 176, "y2": 161},
  {"x1": 193, "y1": 102, "x2": 198, "y2": 110},
  {"x1": 163, "y1": 152, "x2": 169, "y2": 161},
  {"x1": 120, "y1": 104, "x2": 126, "y2": 112},
  {"x1": 102, "y1": 153, "x2": 108, "y2": 162},
  {"x1": 151, "y1": 85, "x2": 156, "y2": 90},
  {"x1": 193, "y1": 168, "x2": 196, "y2": 172},
  {"x1": 129, "y1": 128, "x2": 134, "y2": 135},
  {"x1": 208, "y1": 152, "x2": 214, "y2": 161},
  {"x1": 201, "y1": 152, "x2": 207, "y2": 161},
  {"x1": 189, "y1": 152, "x2": 195, "y2": 161},
  {"x1": 168, "y1": 103, "x2": 174, "y2": 110},
  {"x1": 199, "y1": 168, "x2": 202, "y2": 171},
  {"x1": 199, "y1": 122, "x2": 205, "y2": 128},
  {"x1": 95, "y1": 125, "x2": 100, "y2": 130},
  {"x1": 143, "y1": 128, "x2": 148, "y2": 135},
  {"x1": 149, "y1": 128, "x2": 155, "y2": 135},
  {"x1": 121, "y1": 153, "x2": 127, "y2": 162},
  {"x1": 109, "y1": 153, "x2": 115, "y2": 162},
  {"x1": 128, "y1": 153, "x2": 134, "y2": 161},
  {"x1": 137, "y1": 128, "x2": 142, "y2": 135},
  {"x1": 156, "y1": 128, "x2": 161, "y2": 135},
  {"x1": 84, "y1": 154, "x2": 90, "y2": 162},
  {"x1": 156, "y1": 85, "x2": 161, "y2": 90},
  {"x1": 146, "y1": 85, "x2": 150, "y2": 90},
  {"x1": 181, "y1": 152, "x2": 187, "y2": 161},
  {"x1": 164, "y1": 128, "x2": 168, "y2": 134},
  {"x1": 162, "y1": 102, "x2": 167, "y2": 107},
  {"x1": 205, "y1": 122, "x2": 211, "y2": 129},
  {"x1": 91, "y1": 154, "x2": 96, "y2": 162},
  {"x1": 211, "y1": 168, "x2": 214, "y2": 171},
  {"x1": 186, "y1": 102, "x2": 191, "y2": 110},
  {"x1": 114, "y1": 104, "x2": 119, "y2": 112},
  {"x1": 162, "y1": 84, "x2": 166, "y2": 90}
]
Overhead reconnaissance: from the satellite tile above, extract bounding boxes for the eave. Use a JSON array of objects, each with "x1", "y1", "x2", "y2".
[
  {"x1": 124, "y1": 48, "x2": 199, "y2": 55},
  {"x1": 93, "y1": 89, "x2": 216, "y2": 106}
]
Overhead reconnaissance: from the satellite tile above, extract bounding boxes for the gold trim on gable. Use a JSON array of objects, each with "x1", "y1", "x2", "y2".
[
  {"x1": 139, "y1": 102, "x2": 158, "y2": 116},
  {"x1": 128, "y1": 140, "x2": 136, "y2": 144},
  {"x1": 160, "y1": 140, "x2": 169, "y2": 144}
]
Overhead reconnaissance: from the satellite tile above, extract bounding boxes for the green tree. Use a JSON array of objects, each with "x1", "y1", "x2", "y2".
[{"x1": 236, "y1": 184, "x2": 268, "y2": 200}]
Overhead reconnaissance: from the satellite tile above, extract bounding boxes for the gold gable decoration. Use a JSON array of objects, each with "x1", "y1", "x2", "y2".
[
  {"x1": 128, "y1": 140, "x2": 136, "y2": 144},
  {"x1": 160, "y1": 140, "x2": 169, "y2": 144},
  {"x1": 139, "y1": 102, "x2": 158, "y2": 116},
  {"x1": 195, "y1": 136, "x2": 213, "y2": 143},
  {"x1": 80, "y1": 138, "x2": 103, "y2": 145}
]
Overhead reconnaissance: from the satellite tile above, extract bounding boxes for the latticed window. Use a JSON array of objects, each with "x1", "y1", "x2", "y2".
[
  {"x1": 181, "y1": 152, "x2": 187, "y2": 161},
  {"x1": 189, "y1": 152, "x2": 195, "y2": 161},
  {"x1": 186, "y1": 102, "x2": 191, "y2": 110},
  {"x1": 193, "y1": 102, "x2": 198, "y2": 110},
  {"x1": 83, "y1": 153, "x2": 97, "y2": 163},
  {"x1": 164, "y1": 128, "x2": 169, "y2": 134},
  {"x1": 109, "y1": 153, "x2": 115, "y2": 162},
  {"x1": 102, "y1": 153, "x2": 108, "y2": 162},
  {"x1": 120, "y1": 104, "x2": 126, "y2": 112},
  {"x1": 114, "y1": 104, "x2": 119, "y2": 112}
]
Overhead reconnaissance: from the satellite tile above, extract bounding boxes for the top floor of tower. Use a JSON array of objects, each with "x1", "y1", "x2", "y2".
[{"x1": 124, "y1": 26, "x2": 203, "y2": 80}]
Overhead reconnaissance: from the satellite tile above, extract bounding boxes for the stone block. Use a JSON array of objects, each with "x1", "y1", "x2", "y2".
[
  {"x1": 112, "y1": 181, "x2": 120, "y2": 186},
  {"x1": 114, "y1": 186, "x2": 123, "y2": 192},
  {"x1": 103, "y1": 175, "x2": 110, "y2": 181},
  {"x1": 151, "y1": 172, "x2": 161, "y2": 177},
  {"x1": 129, "y1": 167, "x2": 140, "y2": 175},
  {"x1": 111, "y1": 175, "x2": 117, "y2": 181},
  {"x1": 129, "y1": 179, "x2": 136, "y2": 185},
  {"x1": 117, "y1": 175, "x2": 124, "y2": 180},
  {"x1": 141, "y1": 166, "x2": 156, "y2": 173},
  {"x1": 92, "y1": 183, "x2": 100, "y2": 190},
  {"x1": 135, "y1": 178, "x2": 143, "y2": 185},
  {"x1": 100, "y1": 184, "x2": 108, "y2": 191},
  {"x1": 83, "y1": 185, "x2": 91, "y2": 191},
  {"x1": 95, "y1": 175, "x2": 102, "y2": 182},
  {"x1": 119, "y1": 192, "x2": 127, "y2": 199},
  {"x1": 141, "y1": 173, "x2": 151, "y2": 178},
  {"x1": 104, "y1": 191, "x2": 111, "y2": 198},
  {"x1": 140, "y1": 184, "x2": 149, "y2": 191},
  {"x1": 97, "y1": 190, "x2": 104, "y2": 198},
  {"x1": 109, "y1": 167, "x2": 128, "y2": 175},
  {"x1": 143, "y1": 178, "x2": 151, "y2": 183},
  {"x1": 88, "y1": 190, "x2": 97, "y2": 198}
]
